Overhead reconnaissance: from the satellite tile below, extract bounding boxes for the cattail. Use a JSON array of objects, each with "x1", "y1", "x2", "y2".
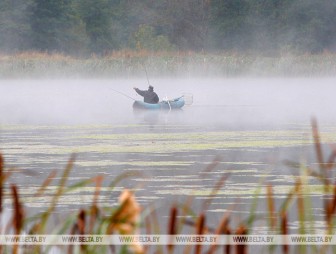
[
  {"x1": 235, "y1": 225, "x2": 247, "y2": 254},
  {"x1": 325, "y1": 198, "x2": 332, "y2": 227},
  {"x1": 167, "y1": 206, "x2": 177, "y2": 253},
  {"x1": 78, "y1": 210, "x2": 86, "y2": 252},
  {"x1": 11, "y1": 185, "x2": 24, "y2": 235},
  {"x1": 206, "y1": 216, "x2": 230, "y2": 254},
  {"x1": 325, "y1": 185, "x2": 336, "y2": 230},
  {"x1": 195, "y1": 213, "x2": 205, "y2": 254},
  {"x1": 224, "y1": 227, "x2": 231, "y2": 254},
  {"x1": 89, "y1": 175, "x2": 103, "y2": 234},
  {"x1": 168, "y1": 206, "x2": 177, "y2": 235},
  {"x1": 281, "y1": 212, "x2": 289, "y2": 254},
  {"x1": 78, "y1": 210, "x2": 86, "y2": 235},
  {"x1": 68, "y1": 223, "x2": 77, "y2": 254}
]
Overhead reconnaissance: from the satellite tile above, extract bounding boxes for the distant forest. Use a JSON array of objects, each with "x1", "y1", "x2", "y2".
[{"x1": 1, "y1": 0, "x2": 336, "y2": 56}]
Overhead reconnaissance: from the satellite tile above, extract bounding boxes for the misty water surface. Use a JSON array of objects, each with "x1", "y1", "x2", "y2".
[
  {"x1": 1, "y1": 78, "x2": 335, "y2": 126},
  {"x1": 1, "y1": 78, "x2": 336, "y2": 235}
]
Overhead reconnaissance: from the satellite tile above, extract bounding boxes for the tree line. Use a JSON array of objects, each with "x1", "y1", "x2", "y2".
[{"x1": 1, "y1": 0, "x2": 336, "y2": 56}]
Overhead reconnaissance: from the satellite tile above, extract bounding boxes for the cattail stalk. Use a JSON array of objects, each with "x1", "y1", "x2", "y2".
[
  {"x1": 11, "y1": 185, "x2": 23, "y2": 234},
  {"x1": 206, "y1": 216, "x2": 230, "y2": 254},
  {"x1": 11, "y1": 185, "x2": 23, "y2": 254},
  {"x1": 311, "y1": 117, "x2": 324, "y2": 167},
  {"x1": 235, "y1": 225, "x2": 247, "y2": 254},
  {"x1": 167, "y1": 206, "x2": 177, "y2": 253},
  {"x1": 78, "y1": 210, "x2": 86, "y2": 252},
  {"x1": 195, "y1": 213, "x2": 205, "y2": 254},
  {"x1": 267, "y1": 185, "x2": 276, "y2": 230},
  {"x1": 200, "y1": 155, "x2": 222, "y2": 175},
  {"x1": 202, "y1": 174, "x2": 230, "y2": 212},
  {"x1": 36, "y1": 170, "x2": 57, "y2": 197},
  {"x1": 89, "y1": 205, "x2": 99, "y2": 235},
  {"x1": 89, "y1": 175, "x2": 103, "y2": 234},
  {"x1": 281, "y1": 212, "x2": 289, "y2": 254}
]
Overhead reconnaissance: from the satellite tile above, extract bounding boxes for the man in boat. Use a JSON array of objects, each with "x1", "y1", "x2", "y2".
[{"x1": 133, "y1": 85, "x2": 159, "y2": 104}]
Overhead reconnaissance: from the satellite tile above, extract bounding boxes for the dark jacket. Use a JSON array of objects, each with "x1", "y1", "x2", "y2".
[{"x1": 135, "y1": 88, "x2": 159, "y2": 104}]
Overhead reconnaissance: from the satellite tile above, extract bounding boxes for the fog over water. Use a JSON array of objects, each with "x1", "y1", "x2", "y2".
[
  {"x1": 1, "y1": 78, "x2": 336, "y2": 241},
  {"x1": 0, "y1": 78, "x2": 335, "y2": 127}
]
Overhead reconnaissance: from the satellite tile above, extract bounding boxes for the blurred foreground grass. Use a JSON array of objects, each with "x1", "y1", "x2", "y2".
[
  {"x1": 1, "y1": 50, "x2": 336, "y2": 78},
  {"x1": 1, "y1": 119, "x2": 336, "y2": 254}
]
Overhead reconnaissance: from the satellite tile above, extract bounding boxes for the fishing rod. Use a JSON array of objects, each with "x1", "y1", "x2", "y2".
[
  {"x1": 110, "y1": 88, "x2": 135, "y2": 101},
  {"x1": 144, "y1": 65, "x2": 151, "y2": 87},
  {"x1": 111, "y1": 66, "x2": 152, "y2": 101}
]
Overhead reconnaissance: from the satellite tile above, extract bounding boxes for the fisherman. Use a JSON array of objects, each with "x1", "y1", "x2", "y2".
[{"x1": 133, "y1": 85, "x2": 159, "y2": 104}]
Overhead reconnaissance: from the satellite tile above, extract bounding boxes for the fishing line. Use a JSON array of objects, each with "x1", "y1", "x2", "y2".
[{"x1": 110, "y1": 88, "x2": 135, "y2": 101}]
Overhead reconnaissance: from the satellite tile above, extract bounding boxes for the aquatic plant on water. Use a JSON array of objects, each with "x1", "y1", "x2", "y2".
[{"x1": 1, "y1": 119, "x2": 336, "y2": 253}]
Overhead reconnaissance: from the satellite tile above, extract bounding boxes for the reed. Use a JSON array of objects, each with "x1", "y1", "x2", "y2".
[
  {"x1": 266, "y1": 185, "x2": 276, "y2": 231},
  {"x1": 1, "y1": 50, "x2": 336, "y2": 78},
  {"x1": 35, "y1": 170, "x2": 57, "y2": 197},
  {"x1": 235, "y1": 225, "x2": 247, "y2": 254},
  {"x1": 201, "y1": 173, "x2": 230, "y2": 212}
]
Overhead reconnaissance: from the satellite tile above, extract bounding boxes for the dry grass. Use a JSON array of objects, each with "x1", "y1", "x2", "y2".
[{"x1": 1, "y1": 50, "x2": 336, "y2": 78}]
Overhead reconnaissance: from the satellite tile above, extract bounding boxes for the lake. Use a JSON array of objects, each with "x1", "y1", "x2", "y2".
[{"x1": 1, "y1": 78, "x2": 336, "y2": 237}]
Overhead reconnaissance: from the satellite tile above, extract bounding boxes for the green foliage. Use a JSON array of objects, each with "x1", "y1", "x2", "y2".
[
  {"x1": 1, "y1": 0, "x2": 336, "y2": 55},
  {"x1": 30, "y1": 0, "x2": 88, "y2": 55},
  {"x1": 78, "y1": 0, "x2": 114, "y2": 54},
  {"x1": 131, "y1": 25, "x2": 175, "y2": 51},
  {"x1": 209, "y1": 0, "x2": 250, "y2": 50},
  {"x1": 282, "y1": 0, "x2": 336, "y2": 53},
  {"x1": 0, "y1": 0, "x2": 32, "y2": 52}
]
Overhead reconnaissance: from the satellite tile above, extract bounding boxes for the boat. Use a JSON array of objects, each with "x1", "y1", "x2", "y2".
[{"x1": 133, "y1": 96, "x2": 185, "y2": 110}]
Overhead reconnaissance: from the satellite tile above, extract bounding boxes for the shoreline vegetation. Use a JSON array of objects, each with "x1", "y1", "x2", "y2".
[{"x1": 1, "y1": 50, "x2": 336, "y2": 79}]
